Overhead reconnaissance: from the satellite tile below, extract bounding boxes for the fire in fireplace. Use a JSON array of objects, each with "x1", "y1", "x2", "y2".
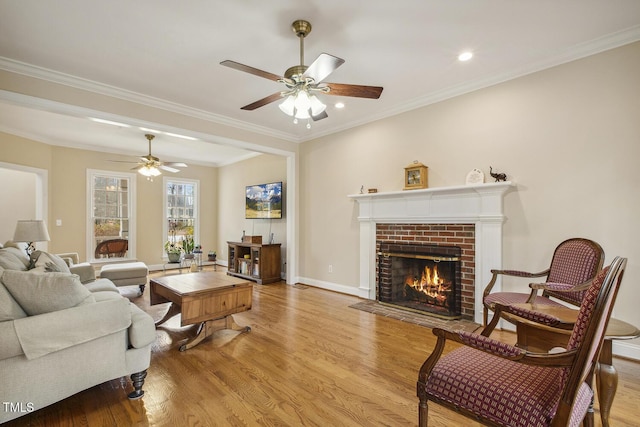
[{"x1": 378, "y1": 243, "x2": 462, "y2": 319}]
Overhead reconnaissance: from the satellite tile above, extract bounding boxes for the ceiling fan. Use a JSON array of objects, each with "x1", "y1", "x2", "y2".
[
  {"x1": 111, "y1": 134, "x2": 187, "y2": 179},
  {"x1": 221, "y1": 19, "x2": 383, "y2": 126}
]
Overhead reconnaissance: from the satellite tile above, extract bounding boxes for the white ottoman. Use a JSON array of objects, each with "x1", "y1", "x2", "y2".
[{"x1": 100, "y1": 262, "x2": 149, "y2": 294}]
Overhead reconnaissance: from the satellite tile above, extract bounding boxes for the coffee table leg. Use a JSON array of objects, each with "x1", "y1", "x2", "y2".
[
  {"x1": 155, "y1": 302, "x2": 181, "y2": 326},
  {"x1": 179, "y1": 314, "x2": 251, "y2": 351}
]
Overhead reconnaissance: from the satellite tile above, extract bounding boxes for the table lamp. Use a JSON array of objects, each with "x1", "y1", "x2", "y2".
[{"x1": 13, "y1": 219, "x2": 51, "y2": 256}]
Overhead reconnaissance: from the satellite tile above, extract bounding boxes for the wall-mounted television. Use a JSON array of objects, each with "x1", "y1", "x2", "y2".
[{"x1": 245, "y1": 181, "x2": 283, "y2": 219}]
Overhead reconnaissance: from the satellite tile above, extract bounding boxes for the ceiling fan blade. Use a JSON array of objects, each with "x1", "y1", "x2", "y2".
[
  {"x1": 323, "y1": 82, "x2": 383, "y2": 99},
  {"x1": 220, "y1": 60, "x2": 283, "y2": 82},
  {"x1": 241, "y1": 92, "x2": 283, "y2": 111},
  {"x1": 303, "y1": 53, "x2": 345, "y2": 83},
  {"x1": 312, "y1": 111, "x2": 328, "y2": 121},
  {"x1": 163, "y1": 162, "x2": 187, "y2": 168},
  {"x1": 159, "y1": 165, "x2": 180, "y2": 173},
  {"x1": 131, "y1": 165, "x2": 143, "y2": 171}
]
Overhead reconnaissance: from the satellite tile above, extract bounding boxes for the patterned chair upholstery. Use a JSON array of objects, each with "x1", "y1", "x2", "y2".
[
  {"x1": 417, "y1": 257, "x2": 626, "y2": 427},
  {"x1": 482, "y1": 238, "x2": 604, "y2": 325}
]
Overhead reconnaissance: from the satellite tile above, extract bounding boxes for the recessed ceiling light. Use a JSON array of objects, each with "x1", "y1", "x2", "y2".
[
  {"x1": 458, "y1": 51, "x2": 473, "y2": 62},
  {"x1": 335, "y1": 102, "x2": 345, "y2": 109},
  {"x1": 89, "y1": 117, "x2": 131, "y2": 127}
]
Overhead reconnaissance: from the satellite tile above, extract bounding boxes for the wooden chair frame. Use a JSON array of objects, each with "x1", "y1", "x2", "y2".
[{"x1": 418, "y1": 257, "x2": 626, "y2": 427}]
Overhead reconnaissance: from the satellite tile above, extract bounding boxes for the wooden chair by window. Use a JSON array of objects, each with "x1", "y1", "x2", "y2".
[
  {"x1": 95, "y1": 238, "x2": 128, "y2": 259},
  {"x1": 482, "y1": 238, "x2": 604, "y2": 325},
  {"x1": 417, "y1": 257, "x2": 626, "y2": 427}
]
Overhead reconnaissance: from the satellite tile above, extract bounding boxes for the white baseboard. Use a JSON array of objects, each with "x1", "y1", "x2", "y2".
[
  {"x1": 296, "y1": 276, "x2": 368, "y2": 298},
  {"x1": 613, "y1": 340, "x2": 640, "y2": 361}
]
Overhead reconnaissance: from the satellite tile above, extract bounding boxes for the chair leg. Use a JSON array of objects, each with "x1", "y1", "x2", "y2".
[
  {"x1": 127, "y1": 370, "x2": 147, "y2": 400},
  {"x1": 418, "y1": 399, "x2": 429, "y2": 427}
]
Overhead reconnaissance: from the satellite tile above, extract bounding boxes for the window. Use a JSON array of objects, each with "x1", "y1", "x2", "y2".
[
  {"x1": 163, "y1": 177, "x2": 199, "y2": 256},
  {"x1": 87, "y1": 170, "x2": 136, "y2": 261}
]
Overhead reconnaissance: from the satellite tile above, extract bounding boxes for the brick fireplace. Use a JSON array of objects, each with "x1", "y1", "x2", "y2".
[
  {"x1": 377, "y1": 224, "x2": 475, "y2": 319},
  {"x1": 348, "y1": 182, "x2": 514, "y2": 324}
]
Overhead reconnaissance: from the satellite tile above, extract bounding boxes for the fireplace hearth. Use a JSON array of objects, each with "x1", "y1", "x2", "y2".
[{"x1": 378, "y1": 243, "x2": 462, "y2": 319}]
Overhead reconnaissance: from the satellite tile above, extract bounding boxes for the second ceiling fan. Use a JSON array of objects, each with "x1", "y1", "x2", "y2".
[{"x1": 221, "y1": 19, "x2": 383, "y2": 126}]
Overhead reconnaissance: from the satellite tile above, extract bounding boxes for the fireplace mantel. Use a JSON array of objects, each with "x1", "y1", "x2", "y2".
[{"x1": 349, "y1": 182, "x2": 515, "y2": 324}]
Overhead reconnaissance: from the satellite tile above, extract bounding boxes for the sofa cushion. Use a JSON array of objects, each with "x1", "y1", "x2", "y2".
[
  {"x1": 84, "y1": 278, "x2": 119, "y2": 293},
  {"x1": 0, "y1": 269, "x2": 28, "y2": 321},
  {"x1": 12, "y1": 296, "x2": 131, "y2": 360},
  {"x1": 29, "y1": 251, "x2": 71, "y2": 274},
  {"x1": 2, "y1": 270, "x2": 95, "y2": 316},
  {"x1": 0, "y1": 246, "x2": 30, "y2": 271}
]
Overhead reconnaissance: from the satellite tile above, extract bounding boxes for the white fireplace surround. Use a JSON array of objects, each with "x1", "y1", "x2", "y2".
[{"x1": 349, "y1": 181, "x2": 515, "y2": 325}]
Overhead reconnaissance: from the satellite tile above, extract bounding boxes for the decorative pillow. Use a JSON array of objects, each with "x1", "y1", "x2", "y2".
[
  {"x1": 2, "y1": 270, "x2": 95, "y2": 316},
  {"x1": 0, "y1": 246, "x2": 30, "y2": 270},
  {"x1": 29, "y1": 251, "x2": 71, "y2": 274},
  {"x1": 0, "y1": 269, "x2": 28, "y2": 321}
]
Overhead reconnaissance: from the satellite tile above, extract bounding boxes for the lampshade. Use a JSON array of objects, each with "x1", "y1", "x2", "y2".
[{"x1": 13, "y1": 220, "x2": 50, "y2": 243}]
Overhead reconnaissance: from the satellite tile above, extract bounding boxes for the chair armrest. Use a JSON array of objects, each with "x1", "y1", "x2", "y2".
[
  {"x1": 418, "y1": 326, "x2": 576, "y2": 383},
  {"x1": 530, "y1": 279, "x2": 593, "y2": 293},
  {"x1": 483, "y1": 268, "x2": 551, "y2": 298},
  {"x1": 490, "y1": 268, "x2": 551, "y2": 278},
  {"x1": 69, "y1": 262, "x2": 96, "y2": 284}
]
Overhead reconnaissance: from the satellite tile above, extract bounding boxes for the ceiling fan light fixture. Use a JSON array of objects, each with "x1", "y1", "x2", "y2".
[
  {"x1": 309, "y1": 94, "x2": 326, "y2": 116},
  {"x1": 279, "y1": 90, "x2": 326, "y2": 123},
  {"x1": 278, "y1": 95, "x2": 296, "y2": 116},
  {"x1": 139, "y1": 165, "x2": 161, "y2": 177},
  {"x1": 294, "y1": 90, "x2": 311, "y2": 114}
]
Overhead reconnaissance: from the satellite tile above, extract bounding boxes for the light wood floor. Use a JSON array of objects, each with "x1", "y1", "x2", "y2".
[{"x1": 7, "y1": 269, "x2": 640, "y2": 426}]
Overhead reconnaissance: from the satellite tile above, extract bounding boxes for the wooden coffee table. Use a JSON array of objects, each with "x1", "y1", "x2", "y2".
[{"x1": 150, "y1": 271, "x2": 252, "y2": 351}]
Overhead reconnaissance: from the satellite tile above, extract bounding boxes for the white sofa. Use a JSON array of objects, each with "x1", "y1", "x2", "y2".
[{"x1": 0, "y1": 243, "x2": 156, "y2": 423}]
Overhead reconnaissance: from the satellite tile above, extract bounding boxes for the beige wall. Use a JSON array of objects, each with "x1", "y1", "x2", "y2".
[
  {"x1": 1, "y1": 41, "x2": 638, "y2": 357},
  {"x1": 217, "y1": 154, "x2": 287, "y2": 272},
  {"x1": 0, "y1": 134, "x2": 218, "y2": 265},
  {"x1": 0, "y1": 168, "x2": 37, "y2": 240},
  {"x1": 299, "y1": 42, "x2": 640, "y2": 353}
]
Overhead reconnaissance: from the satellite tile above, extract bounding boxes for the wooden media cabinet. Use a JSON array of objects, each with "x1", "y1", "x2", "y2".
[{"x1": 227, "y1": 241, "x2": 281, "y2": 284}]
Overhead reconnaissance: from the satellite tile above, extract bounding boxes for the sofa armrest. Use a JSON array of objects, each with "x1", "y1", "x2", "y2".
[
  {"x1": 128, "y1": 304, "x2": 156, "y2": 348},
  {"x1": 56, "y1": 252, "x2": 80, "y2": 266},
  {"x1": 69, "y1": 262, "x2": 96, "y2": 284},
  {"x1": 12, "y1": 297, "x2": 131, "y2": 360}
]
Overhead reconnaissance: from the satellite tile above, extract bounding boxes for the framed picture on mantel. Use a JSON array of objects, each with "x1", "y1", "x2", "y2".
[{"x1": 404, "y1": 161, "x2": 428, "y2": 190}]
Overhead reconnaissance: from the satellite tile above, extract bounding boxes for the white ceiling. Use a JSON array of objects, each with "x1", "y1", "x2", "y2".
[{"x1": 1, "y1": 1, "x2": 639, "y2": 166}]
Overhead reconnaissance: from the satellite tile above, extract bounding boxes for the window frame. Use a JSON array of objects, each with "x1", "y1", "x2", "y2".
[
  {"x1": 86, "y1": 169, "x2": 137, "y2": 263},
  {"x1": 162, "y1": 176, "x2": 199, "y2": 259}
]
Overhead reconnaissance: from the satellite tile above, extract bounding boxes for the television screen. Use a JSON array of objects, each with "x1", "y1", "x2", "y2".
[{"x1": 245, "y1": 181, "x2": 283, "y2": 219}]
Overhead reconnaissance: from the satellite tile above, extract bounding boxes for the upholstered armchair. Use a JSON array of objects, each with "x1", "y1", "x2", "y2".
[
  {"x1": 482, "y1": 238, "x2": 604, "y2": 325},
  {"x1": 417, "y1": 257, "x2": 625, "y2": 427}
]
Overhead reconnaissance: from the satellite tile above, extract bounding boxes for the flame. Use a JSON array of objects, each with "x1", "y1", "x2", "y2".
[{"x1": 404, "y1": 265, "x2": 451, "y2": 306}]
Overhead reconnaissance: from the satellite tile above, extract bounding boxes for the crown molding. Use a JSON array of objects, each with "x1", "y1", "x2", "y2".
[
  {"x1": 299, "y1": 25, "x2": 640, "y2": 142},
  {"x1": 0, "y1": 57, "x2": 300, "y2": 143},
  {"x1": 2, "y1": 25, "x2": 639, "y2": 145}
]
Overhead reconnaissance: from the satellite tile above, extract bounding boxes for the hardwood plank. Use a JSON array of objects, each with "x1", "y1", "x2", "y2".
[{"x1": 5, "y1": 268, "x2": 639, "y2": 426}]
